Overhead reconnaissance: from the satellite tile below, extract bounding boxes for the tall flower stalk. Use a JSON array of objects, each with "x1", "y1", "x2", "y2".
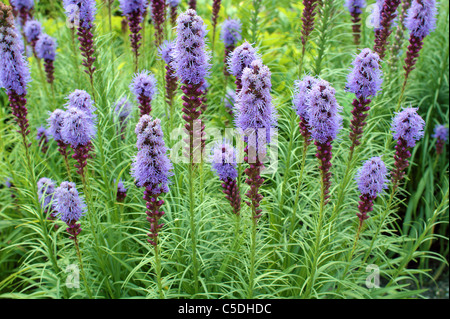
[
  {"x1": 48, "y1": 109, "x2": 72, "y2": 180},
  {"x1": 131, "y1": 115, "x2": 173, "y2": 298},
  {"x1": 23, "y1": 19, "x2": 41, "y2": 50},
  {"x1": 211, "y1": 0, "x2": 222, "y2": 52},
  {"x1": 10, "y1": 0, "x2": 34, "y2": 26},
  {"x1": 35, "y1": 33, "x2": 57, "y2": 86},
  {"x1": 130, "y1": 70, "x2": 158, "y2": 117},
  {"x1": 372, "y1": 0, "x2": 401, "y2": 60},
  {"x1": 158, "y1": 40, "x2": 178, "y2": 126},
  {"x1": 227, "y1": 41, "x2": 259, "y2": 94},
  {"x1": 151, "y1": 0, "x2": 165, "y2": 46},
  {"x1": 119, "y1": 0, "x2": 148, "y2": 72},
  {"x1": 220, "y1": 18, "x2": 242, "y2": 77},
  {"x1": 235, "y1": 59, "x2": 277, "y2": 298},
  {"x1": 432, "y1": 124, "x2": 448, "y2": 156},
  {"x1": 168, "y1": 0, "x2": 180, "y2": 26},
  {"x1": 344, "y1": 0, "x2": 366, "y2": 45},
  {"x1": 298, "y1": 0, "x2": 320, "y2": 75}
]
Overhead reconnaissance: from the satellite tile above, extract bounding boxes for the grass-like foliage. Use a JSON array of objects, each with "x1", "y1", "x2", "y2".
[{"x1": 0, "y1": 0, "x2": 448, "y2": 299}]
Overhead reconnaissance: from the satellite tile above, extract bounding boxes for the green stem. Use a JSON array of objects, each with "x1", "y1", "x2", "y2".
[
  {"x1": 247, "y1": 214, "x2": 257, "y2": 299},
  {"x1": 188, "y1": 163, "x2": 199, "y2": 295},
  {"x1": 154, "y1": 245, "x2": 164, "y2": 299},
  {"x1": 74, "y1": 236, "x2": 93, "y2": 298}
]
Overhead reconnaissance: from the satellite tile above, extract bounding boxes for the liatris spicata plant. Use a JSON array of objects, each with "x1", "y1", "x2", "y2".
[
  {"x1": 54, "y1": 181, "x2": 85, "y2": 240},
  {"x1": 23, "y1": 19, "x2": 41, "y2": 48},
  {"x1": 227, "y1": 41, "x2": 259, "y2": 94},
  {"x1": 35, "y1": 33, "x2": 57, "y2": 84},
  {"x1": 64, "y1": 0, "x2": 97, "y2": 91},
  {"x1": 131, "y1": 115, "x2": 173, "y2": 246},
  {"x1": 292, "y1": 75, "x2": 318, "y2": 143},
  {"x1": 47, "y1": 109, "x2": 72, "y2": 179},
  {"x1": 391, "y1": 107, "x2": 425, "y2": 189},
  {"x1": 355, "y1": 157, "x2": 388, "y2": 227},
  {"x1": 158, "y1": 40, "x2": 178, "y2": 114},
  {"x1": 168, "y1": 0, "x2": 180, "y2": 26},
  {"x1": 61, "y1": 107, "x2": 96, "y2": 179},
  {"x1": 235, "y1": 59, "x2": 277, "y2": 222},
  {"x1": 0, "y1": 3, "x2": 32, "y2": 146},
  {"x1": 37, "y1": 177, "x2": 58, "y2": 226},
  {"x1": 36, "y1": 125, "x2": 49, "y2": 154},
  {"x1": 307, "y1": 79, "x2": 342, "y2": 204},
  {"x1": 344, "y1": 0, "x2": 366, "y2": 45},
  {"x1": 114, "y1": 96, "x2": 134, "y2": 140},
  {"x1": 172, "y1": 9, "x2": 211, "y2": 163},
  {"x1": 10, "y1": 0, "x2": 34, "y2": 26},
  {"x1": 298, "y1": 0, "x2": 320, "y2": 74},
  {"x1": 402, "y1": 0, "x2": 437, "y2": 91},
  {"x1": 151, "y1": 0, "x2": 165, "y2": 46},
  {"x1": 210, "y1": 140, "x2": 241, "y2": 215},
  {"x1": 432, "y1": 124, "x2": 448, "y2": 156},
  {"x1": 130, "y1": 70, "x2": 158, "y2": 117},
  {"x1": 119, "y1": 0, "x2": 147, "y2": 70},
  {"x1": 221, "y1": 18, "x2": 242, "y2": 77},
  {"x1": 65, "y1": 89, "x2": 97, "y2": 117},
  {"x1": 115, "y1": 179, "x2": 128, "y2": 202},
  {"x1": 211, "y1": 0, "x2": 222, "y2": 50},
  {"x1": 346, "y1": 48, "x2": 383, "y2": 155},
  {"x1": 373, "y1": 0, "x2": 401, "y2": 60}
]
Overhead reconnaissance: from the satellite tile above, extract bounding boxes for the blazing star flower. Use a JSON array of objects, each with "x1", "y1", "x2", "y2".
[
  {"x1": 131, "y1": 115, "x2": 173, "y2": 192},
  {"x1": 168, "y1": 0, "x2": 181, "y2": 25},
  {"x1": 130, "y1": 70, "x2": 158, "y2": 116},
  {"x1": 47, "y1": 109, "x2": 66, "y2": 142},
  {"x1": 405, "y1": 0, "x2": 437, "y2": 39},
  {"x1": 227, "y1": 41, "x2": 260, "y2": 88},
  {"x1": 61, "y1": 107, "x2": 96, "y2": 148},
  {"x1": 300, "y1": 0, "x2": 320, "y2": 47},
  {"x1": 171, "y1": 9, "x2": 211, "y2": 86},
  {"x1": 0, "y1": 3, "x2": 32, "y2": 140},
  {"x1": 210, "y1": 139, "x2": 238, "y2": 181},
  {"x1": 355, "y1": 156, "x2": 388, "y2": 223},
  {"x1": 373, "y1": 0, "x2": 401, "y2": 59},
  {"x1": 37, "y1": 177, "x2": 56, "y2": 211},
  {"x1": 35, "y1": 33, "x2": 57, "y2": 61},
  {"x1": 158, "y1": 40, "x2": 178, "y2": 109},
  {"x1": 54, "y1": 181, "x2": 85, "y2": 223},
  {"x1": 151, "y1": 0, "x2": 165, "y2": 46},
  {"x1": 158, "y1": 40, "x2": 176, "y2": 65},
  {"x1": 10, "y1": 0, "x2": 34, "y2": 25},
  {"x1": 65, "y1": 89, "x2": 96, "y2": 118},
  {"x1": 433, "y1": 124, "x2": 448, "y2": 155},
  {"x1": 115, "y1": 179, "x2": 128, "y2": 202},
  {"x1": 391, "y1": 107, "x2": 425, "y2": 148},
  {"x1": 23, "y1": 19, "x2": 41, "y2": 44},
  {"x1": 63, "y1": 0, "x2": 96, "y2": 28},
  {"x1": 221, "y1": 18, "x2": 242, "y2": 76},
  {"x1": 36, "y1": 125, "x2": 49, "y2": 153},
  {"x1": 345, "y1": 0, "x2": 366, "y2": 14},
  {"x1": 292, "y1": 75, "x2": 318, "y2": 138}
]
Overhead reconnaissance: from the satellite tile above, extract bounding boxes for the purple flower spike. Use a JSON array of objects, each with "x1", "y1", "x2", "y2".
[
  {"x1": 172, "y1": 9, "x2": 211, "y2": 163},
  {"x1": 115, "y1": 179, "x2": 128, "y2": 202},
  {"x1": 221, "y1": 18, "x2": 242, "y2": 76},
  {"x1": 131, "y1": 115, "x2": 173, "y2": 246},
  {"x1": 345, "y1": 0, "x2": 366, "y2": 44},
  {"x1": 293, "y1": 75, "x2": 318, "y2": 143},
  {"x1": 300, "y1": 0, "x2": 320, "y2": 47},
  {"x1": 62, "y1": 107, "x2": 96, "y2": 178},
  {"x1": 119, "y1": 0, "x2": 147, "y2": 70},
  {"x1": 37, "y1": 177, "x2": 56, "y2": 212},
  {"x1": 433, "y1": 124, "x2": 448, "y2": 155},
  {"x1": 211, "y1": 0, "x2": 222, "y2": 44},
  {"x1": 391, "y1": 107, "x2": 425, "y2": 188},
  {"x1": 403, "y1": 0, "x2": 438, "y2": 85},
  {"x1": 48, "y1": 109, "x2": 72, "y2": 166},
  {"x1": 346, "y1": 48, "x2": 382, "y2": 152},
  {"x1": 130, "y1": 70, "x2": 158, "y2": 116},
  {"x1": 54, "y1": 181, "x2": 85, "y2": 240},
  {"x1": 210, "y1": 140, "x2": 241, "y2": 215},
  {"x1": 235, "y1": 60, "x2": 277, "y2": 222},
  {"x1": 168, "y1": 0, "x2": 180, "y2": 26},
  {"x1": 35, "y1": 33, "x2": 57, "y2": 84},
  {"x1": 36, "y1": 125, "x2": 49, "y2": 154},
  {"x1": 188, "y1": 0, "x2": 197, "y2": 10},
  {"x1": 114, "y1": 97, "x2": 134, "y2": 140},
  {"x1": 151, "y1": 0, "x2": 165, "y2": 46},
  {"x1": 23, "y1": 19, "x2": 41, "y2": 46},
  {"x1": 355, "y1": 157, "x2": 388, "y2": 224},
  {"x1": 307, "y1": 79, "x2": 342, "y2": 204},
  {"x1": 10, "y1": 0, "x2": 34, "y2": 26},
  {"x1": 65, "y1": 89, "x2": 96, "y2": 117},
  {"x1": 373, "y1": 0, "x2": 401, "y2": 60},
  {"x1": 158, "y1": 40, "x2": 178, "y2": 109},
  {"x1": 1, "y1": 3, "x2": 32, "y2": 142},
  {"x1": 227, "y1": 41, "x2": 260, "y2": 92}
]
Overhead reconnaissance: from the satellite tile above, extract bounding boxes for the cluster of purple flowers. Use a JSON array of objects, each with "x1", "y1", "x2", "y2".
[
  {"x1": 221, "y1": 18, "x2": 242, "y2": 76},
  {"x1": 227, "y1": 41, "x2": 259, "y2": 93},
  {"x1": 158, "y1": 40, "x2": 178, "y2": 110},
  {"x1": 130, "y1": 70, "x2": 158, "y2": 116},
  {"x1": 54, "y1": 181, "x2": 85, "y2": 240},
  {"x1": 433, "y1": 125, "x2": 448, "y2": 155},
  {"x1": 35, "y1": 34, "x2": 57, "y2": 84}
]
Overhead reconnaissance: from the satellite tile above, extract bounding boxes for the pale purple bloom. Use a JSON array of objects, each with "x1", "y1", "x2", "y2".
[
  {"x1": 210, "y1": 140, "x2": 238, "y2": 181},
  {"x1": 37, "y1": 177, "x2": 56, "y2": 211},
  {"x1": 63, "y1": 0, "x2": 97, "y2": 28},
  {"x1": 47, "y1": 109, "x2": 66, "y2": 142},
  {"x1": 391, "y1": 107, "x2": 425, "y2": 148},
  {"x1": 129, "y1": 70, "x2": 158, "y2": 103},
  {"x1": 227, "y1": 41, "x2": 260, "y2": 79},
  {"x1": 220, "y1": 18, "x2": 242, "y2": 47},
  {"x1": 345, "y1": 0, "x2": 366, "y2": 14},
  {"x1": 235, "y1": 59, "x2": 277, "y2": 152},
  {"x1": 115, "y1": 178, "x2": 128, "y2": 202},
  {"x1": 171, "y1": 9, "x2": 211, "y2": 85},
  {"x1": 406, "y1": 0, "x2": 437, "y2": 39},
  {"x1": 23, "y1": 19, "x2": 41, "y2": 43},
  {"x1": 131, "y1": 115, "x2": 173, "y2": 193},
  {"x1": 54, "y1": 181, "x2": 85, "y2": 223},
  {"x1": 10, "y1": 0, "x2": 34, "y2": 11},
  {"x1": 158, "y1": 40, "x2": 176, "y2": 65},
  {"x1": 306, "y1": 79, "x2": 342, "y2": 144},
  {"x1": 118, "y1": 0, "x2": 148, "y2": 15},
  {"x1": 35, "y1": 33, "x2": 57, "y2": 61},
  {"x1": 356, "y1": 157, "x2": 388, "y2": 198},
  {"x1": 64, "y1": 89, "x2": 96, "y2": 117},
  {"x1": 346, "y1": 48, "x2": 383, "y2": 99},
  {"x1": 433, "y1": 124, "x2": 449, "y2": 142},
  {"x1": 292, "y1": 75, "x2": 318, "y2": 121},
  {"x1": 61, "y1": 107, "x2": 96, "y2": 148}
]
